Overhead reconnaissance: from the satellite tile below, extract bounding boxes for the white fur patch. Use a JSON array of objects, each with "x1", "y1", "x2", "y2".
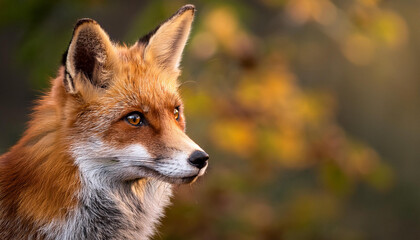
[
  {"x1": 71, "y1": 138, "x2": 152, "y2": 188},
  {"x1": 71, "y1": 136, "x2": 205, "y2": 183},
  {"x1": 71, "y1": 138, "x2": 151, "y2": 163}
]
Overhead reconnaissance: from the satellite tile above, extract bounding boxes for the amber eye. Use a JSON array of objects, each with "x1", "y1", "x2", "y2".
[
  {"x1": 125, "y1": 112, "x2": 143, "y2": 126},
  {"x1": 174, "y1": 107, "x2": 180, "y2": 121}
]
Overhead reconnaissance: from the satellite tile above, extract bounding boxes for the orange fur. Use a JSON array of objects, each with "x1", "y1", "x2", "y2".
[{"x1": 0, "y1": 74, "x2": 80, "y2": 238}]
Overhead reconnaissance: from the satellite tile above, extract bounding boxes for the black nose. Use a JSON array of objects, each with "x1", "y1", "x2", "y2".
[{"x1": 188, "y1": 150, "x2": 209, "y2": 169}]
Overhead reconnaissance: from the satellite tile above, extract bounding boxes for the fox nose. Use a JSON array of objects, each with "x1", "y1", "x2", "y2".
[{"x1": 188, "y1": 150, "x2": 209, "y2": 169}]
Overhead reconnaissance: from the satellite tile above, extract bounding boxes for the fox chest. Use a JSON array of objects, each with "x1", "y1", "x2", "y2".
[{"x1": 49, "y1": 183, "x2": 172, "y2": 240}]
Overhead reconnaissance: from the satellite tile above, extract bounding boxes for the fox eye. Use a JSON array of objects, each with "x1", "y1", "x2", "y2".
[
  {"x1": 174, "y1": 107, "x2": 180, "y2": 121},
  {"x1": 125, "y1": 112, "x2": 143, "y2": 126}
]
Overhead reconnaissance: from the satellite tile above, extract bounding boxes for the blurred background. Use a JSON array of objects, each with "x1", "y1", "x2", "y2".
[{"x1": 0, "y1": 0, "x2": 419, "y2": 239}]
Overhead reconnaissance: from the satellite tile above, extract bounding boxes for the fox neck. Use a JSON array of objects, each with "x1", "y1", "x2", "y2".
[
  {"x1": 59, "y1": 178, "x2": 172, "y2": 240},
  {"x1": 68, "y1": 158, "x2": 173, "y2": 240},
  {"x1": 0, "y1": 70, "x2": 173, "y2": 239}
]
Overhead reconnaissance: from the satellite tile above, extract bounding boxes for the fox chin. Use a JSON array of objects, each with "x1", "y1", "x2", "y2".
[{"x1": 0, "y1": 4, "x2": 208, "y2": 240}]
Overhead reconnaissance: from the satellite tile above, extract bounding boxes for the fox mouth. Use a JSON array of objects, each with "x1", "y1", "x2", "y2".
[
  {"x1": 179, "y1": 175, "x2": 199, "y2": 184},
  {"x1": 137, "y1": 165, "x2": 205, "y2": 184},
  {"x1": 178, "y1": 162, "x2": 208, "y2": 184},
  {"x1": 153, "y1": 172, "x2": 200, "y2": 184},
  {"x1": 178, "y1": 165, "x2": 207, "y2": 184}
]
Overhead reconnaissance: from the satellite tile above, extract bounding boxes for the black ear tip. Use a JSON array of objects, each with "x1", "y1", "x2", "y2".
[
  {"x1": 178, "y1": 4, "x2": 196, "y2": 15},
  {"x1": 74, "y1": 18, "x2": 98, "y2": 30}
]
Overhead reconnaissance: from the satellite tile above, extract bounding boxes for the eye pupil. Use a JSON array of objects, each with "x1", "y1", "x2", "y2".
[
  {"x1": 174, "y1": 108, "x2": 180, "y2": 120},
  {"x1": 126, "y1": 113, "x2": 142, "y2": 126}
]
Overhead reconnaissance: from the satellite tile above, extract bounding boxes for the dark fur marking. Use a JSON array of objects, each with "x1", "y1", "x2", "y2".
[
  {"x1": 74, "y1": 18, "x2": 97, "y2": 30},
  {"x1": 78, "y1": 191, "x2": 124, "y2": 239},
  {"x1": 61, "y1": 49, "x2": 68, "y2": 66},
  {"x1": 63, "y1": 70, "x2": 75, "y2": 92},
  {"x1": 73, "y1": 29, "x2": 98, "y2": 81},
  {"x1": 61, "y1": 18, "x2": 98, "y2": 67},
  {"x1": 75, "y1": 184, "x2": 147, "y2": 239}
]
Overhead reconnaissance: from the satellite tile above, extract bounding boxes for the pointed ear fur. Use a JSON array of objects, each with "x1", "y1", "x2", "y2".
[
  {"x1": 63, "y1": 18, "x2": 115, "y2": 93},
  {"x1": 140, "y1": 5, "x2": 195, "y2": 72}
]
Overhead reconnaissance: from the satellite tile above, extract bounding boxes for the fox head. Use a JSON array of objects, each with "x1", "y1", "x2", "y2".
[{"x1": 61, "y1": 5, "x2": 208, "y2": 185}]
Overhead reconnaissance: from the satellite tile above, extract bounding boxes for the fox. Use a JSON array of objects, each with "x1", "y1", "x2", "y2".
[{"x1": 0, "y1": 4, "x2": 209, "y2": 240}]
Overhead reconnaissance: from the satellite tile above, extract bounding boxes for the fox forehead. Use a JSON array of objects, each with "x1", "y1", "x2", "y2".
[{"x1": 95, "y1": 46, "x2": 182, "y2": 113}]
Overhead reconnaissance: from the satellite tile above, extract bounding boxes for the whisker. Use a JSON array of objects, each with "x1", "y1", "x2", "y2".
[{"x1": 179, "y1": 80, "x2": 197, "y2": 88}]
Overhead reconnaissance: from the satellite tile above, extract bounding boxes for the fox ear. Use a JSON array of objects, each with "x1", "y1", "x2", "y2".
[
  {"x1": 63, "y1": 19, "x2": 115, "y2": 93},
  {"x1": 140, "y1": 5, "x2": 195, "y2": 72}
]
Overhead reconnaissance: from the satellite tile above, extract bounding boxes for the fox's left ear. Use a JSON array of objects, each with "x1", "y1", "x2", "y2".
[{"x1": 140, "y1": 5, "x2": 195, "y2": 72}]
